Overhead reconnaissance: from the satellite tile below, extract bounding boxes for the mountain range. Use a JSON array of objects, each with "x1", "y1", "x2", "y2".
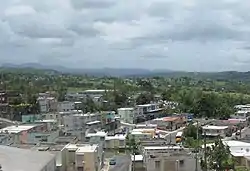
[
  {"x1": 0, "y1": 63, "x2": 173, "y2": 77},
  {"x1": 2, "y1": 63, "x2": 250, "y2": 81}
]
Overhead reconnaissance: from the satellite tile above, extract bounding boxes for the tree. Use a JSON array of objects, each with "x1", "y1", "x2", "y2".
[
  {"x1": 183, "y1": 124, "x2": 202, "y2": 148},
  {"x1": 200, "y1": 138, "x2": 234, "y2": 171},
  {"x1": 126, "y1": 134, "x2": 140, "y2": 171},
  {"x1": 183, "y1": 124, "x2": 202, "y2": 140},
  {"x1": 114, "y1": 91, "x2": 128, "y2": 107},
  {"x1": 136, "y1": 92, "x2": 154, "y2": 105}
]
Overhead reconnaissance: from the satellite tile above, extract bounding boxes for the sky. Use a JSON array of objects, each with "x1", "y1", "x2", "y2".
[{"x1": 0, "y1": 0, "x2": 250, "y2": 71}]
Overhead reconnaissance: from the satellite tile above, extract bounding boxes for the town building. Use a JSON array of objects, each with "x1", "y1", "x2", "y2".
[
  {"x1": 131, "y1": 128, "x2": 156, "y2": 140},
  {"x1": 57, "y1": 101, "x2": 75, "y2": 112},
  {"x1": 117, "y1": 107, "x2": 135, "y2": 124},
  {"x1": 202, "y1": 125, "x2": 229, "y2": 138},
  {"x1": 0, "y1": 123, "x2": 59, "y2": 144},
  {"x1": 135, "y1": 103, "x2": 161, "y2": 115},
  {"x1": 37, "y1": 96, "x2": 58, "y2": 113},
  {"x1": 58, "y1": 143, "x2": 102, "y2": 171},
  {"x1": 142, "y1": 146, "x2": 197, "y2": 171},
  {"x1": 105, "y1": 134, "x2": 126, "y2": 149},
  {"x1": 151, "y1": 116, "x2": 185, "y2": 131}
]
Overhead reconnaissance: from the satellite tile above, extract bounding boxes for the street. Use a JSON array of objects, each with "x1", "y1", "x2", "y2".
[{"x1": 109, "y1": 155, "x2": 131, "y2": 171}]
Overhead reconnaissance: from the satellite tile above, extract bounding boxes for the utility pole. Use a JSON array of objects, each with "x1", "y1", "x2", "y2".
[
  {"x1": 195, "y1": 120, "x2": 199, "y2": 171},
  {"x1": 204, "y1": 131, "x2": 207, "y2": 171}
]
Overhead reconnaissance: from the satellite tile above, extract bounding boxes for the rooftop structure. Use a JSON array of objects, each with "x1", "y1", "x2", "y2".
[
  {"x1": 0, "y1": 125, "x2": 36, "y2": 134},
  {"x1": 118, "y1": 107, "x2": 134, "y2": 110},
  {"x1": 86, "y1": 131, "x2": 107, "y2": 137},
  {"x1": 202, "y1": 125, "x2": 229, "y2": 130},
  {"x1": 76, "y1": 144, "x2": 98, "y2": 153},
  {"x1": 105, "y1": 134, "x2": 126, "y2": 140},
  {"x1": 0, "y1": 145, "x2": 56, "y2": 171}
]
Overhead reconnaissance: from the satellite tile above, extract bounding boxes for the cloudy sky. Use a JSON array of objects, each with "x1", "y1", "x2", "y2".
[{"x1": 0, "y1": 0, "x2": 250, "y2": 71}]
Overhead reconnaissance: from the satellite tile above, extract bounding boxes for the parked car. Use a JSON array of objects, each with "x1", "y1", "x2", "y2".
[{"x1": 109, "y1": 158, "x2": 116, "y2": 165}]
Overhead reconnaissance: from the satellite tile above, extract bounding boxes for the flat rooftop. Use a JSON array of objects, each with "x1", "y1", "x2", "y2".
[
  {"x1": 202, "y1": 125, "x2": 228, "y2": 130},
  {"x1": 105, "y1": 134, "x2": 126, "y2": 140},
  {"x1": 0, "y1": 125, "x2": 37, "y2": 134},
  {"x1": 132, "y1": 128, "x2": 155, "y2": 132},
  {"x1": 86, "y1": 131, "x2": 107, "y2": 137},
  {"x1": 118, "y1": 107, "x2": 134, "y2": 110},
  {"x1": 0, "y1": 145, "x2": 55, "y2": 171},
  {"x1": 86, "y1": 120, "x2": 101, "y2": 125},
  {"x1": 144, "y1": 146, "x2": 182, "y2": 150},
  {"x1": 76, "y1": 144, "x2": 98, "y2": 153},
  {"x1": 34, "y1": 119, "x2": 57, "y2": 123}
]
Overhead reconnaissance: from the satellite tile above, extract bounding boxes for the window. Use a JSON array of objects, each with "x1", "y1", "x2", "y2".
[{"x1": 155, "y1": 161, "x2": 160, "y2": 168}]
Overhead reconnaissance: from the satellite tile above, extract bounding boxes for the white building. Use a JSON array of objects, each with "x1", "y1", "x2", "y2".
[
  {"x1": 202, "y1": 125, "x2": 229, "y2": 138},
  {"x1": 59, "y1": 143, "x2": 102, "y2": 171},
  {"x1": 57, "y1": 101, "x2": 75, "y2": 112},
  {"x1": 233, "y1": 110, "x2": 250, "y2": 119},
  {"x1": 105, "y1": 134, "x2": 126, "y2": 149},
  {"x1": 0, "y1": 145, "x2": 56, "y2": 171},
  {"x1": 135, "y1": 103, "x2": 160, "y2": 115},
  {"x1": 117, "y1": 108, "x2": 135, "y2": 124}
]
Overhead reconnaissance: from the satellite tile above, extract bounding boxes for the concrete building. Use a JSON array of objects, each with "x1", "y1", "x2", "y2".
[
  {"x1": 117, "y1": 107, "x2": 135, "y2": 124},
  {"x1": 58, "y1": 143, "x2": 102, "y2": 171},
  {"x1": 142, "y1": 146, "x2": 196, "y2": 171},
  {"x1": 37, "y1": 96, "x2": 58, "y2": 113},
  {"x1": 0, "y1": 123, "x2": 59, "y2": 144},
  {"x1": 57, "y1": 101, "x2": 75, "y2": 112},
  {"x1": 75, "y1": 145, "x2": 100, "y2": 171},
  {"x1": 202, "y1": 125, "x2": 229, "y2": 138},
  {"x1": 233, "y1": 110, "x2": 250, "y2": 119},
  {"x1": 105, "y1": 134, "x2": 126, "y2": 149},
  {"x1": 131, "y1": 128, "x2": 156, "y2": 140},
  {"x1": 85, "y1": 131, "x2": 106, "y2": 165},
  {"x1": 63, "y1": 113, "x2": 102, "y2": 136},
  {"x1": 150, "y1": 116, "x2": 185, "y2": 131},
  {"x1": 0, "y1": 145, "x2": 56, "y2": 171},
  {"x1": 135, "y1": 103, "x2": 160, "y2": 115}
]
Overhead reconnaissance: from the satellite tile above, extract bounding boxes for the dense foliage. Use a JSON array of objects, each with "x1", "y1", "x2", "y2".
[
  {"x1": 200, "y1": 138, "x2": 234, "y2": 171},
  {"x1": 1, "y1": 68, "x2": 250, "y2": 118}
]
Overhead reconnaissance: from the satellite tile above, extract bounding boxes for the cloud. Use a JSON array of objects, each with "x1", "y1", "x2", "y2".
[{"x1": 0, "y1": 0, "x2": 250, "y2": 71}]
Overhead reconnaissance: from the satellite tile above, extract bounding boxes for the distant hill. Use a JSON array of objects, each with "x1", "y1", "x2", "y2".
[
  {"x1": 1, "y1": 63, "x2": 250, "y2": 80},
  {"x1": 1, "y1": 63, "x2": 173, "y2": 77}
]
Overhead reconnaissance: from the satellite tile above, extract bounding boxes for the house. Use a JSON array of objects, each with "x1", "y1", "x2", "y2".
[
  {"x1": 37, "y1": 96, "x2": 58, "y2": 113},
  {"x1": 142, "y1": 146, "x2": 197, "y2": 171},
  {"x1": 58, "y1": 143, "x2": 103, "y2": 171},
  {"x1": 202, "y1": 125, "x2": 229, "y2": 138},
  {"x1": 131, "y1": 128, "x2": 156, "y2": 140},
  {"x1": 105, "y1": 134, "x2": 126, "y2": 149},
  {"x1": 0, "y1": 123, "x2": 59, "y2": 144},
  {"x1": 57, "y1": 101, "x2": 75, "y2": 112},
  {"x1": 117, "y1": 107, "x2": 135, "y2": 124}
]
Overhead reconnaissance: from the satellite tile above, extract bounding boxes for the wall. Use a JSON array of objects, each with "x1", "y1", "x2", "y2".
[
  {"x1": 41, "y1": 158, "x2": 57, "y2": 171},
  {"x1": 27, "y1": 130, "x2": 59, "y2": 143},
  {"x1": 83, "y1": 152, "x2": 98, "y2": 171},
  {"x1": 118, "y1": 109, "x2": 134, "y2": 124},
  {"x1": 57, "y1": 101, "x2": 75, "y2": 112},
  {"x1": 22, "y1": 114, "x2": 42, "y2": 123}
]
